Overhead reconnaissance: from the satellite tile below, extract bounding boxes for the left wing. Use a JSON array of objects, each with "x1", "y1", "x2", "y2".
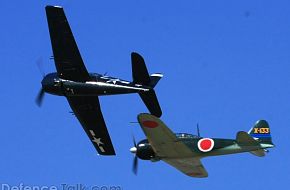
[
  {"x1": 137, "y1": 113, "x2": 208, "y2": 177},
  {"x1": 138, "y1": 113, "x2": 192, "y2": 158},
  {"x1": 67, "y1": 96, "x2": 115, "y2": 155},
  {"x1": 46, "y1": 6, "x2": 90, "y2": 82},
  {"x1": 163, "y1": 158, "x2": 208, "y2": 178}
]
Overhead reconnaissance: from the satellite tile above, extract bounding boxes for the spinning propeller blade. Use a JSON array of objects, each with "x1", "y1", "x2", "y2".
[
  {"x1": 132, "y1": 135, "x2": 137, "y2": 147},
  {"x1": 36, "y1": 88, "x2": 45, "y2": 107},
  {"x1": 133, "y1": 155, "x2": 138, "y2": 175},
  {"x1": 131, "y1": 135, "x2": 139, "y2": 175},
  {"x1": 35, "y1": 57, "x2": 46, "y2": 107},
  {"x1": 36, "y1": 57, "x2": 45, "y2": 78}
]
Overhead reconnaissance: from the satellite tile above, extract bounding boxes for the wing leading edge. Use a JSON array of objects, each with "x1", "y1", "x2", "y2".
[
  {"x1": 67, "y1": 96, "x2": 115, "y2": 155},
  {"x1": 45, "y1": 6, "x2": 90, "y2": 82},
  {"x1": 137, "y1": 113, "x2": 208, "y2": 177}
]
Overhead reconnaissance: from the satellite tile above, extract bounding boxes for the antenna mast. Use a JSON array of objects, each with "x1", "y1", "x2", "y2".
[{"x1": 197, "y1": 123, "x2": 201, "y2": 137}]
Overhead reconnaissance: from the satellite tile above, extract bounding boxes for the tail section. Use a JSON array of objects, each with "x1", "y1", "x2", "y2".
[
  {"x1": 235, "y1": 120, "x2": 274, "y2": 157},
  {"x1": 248, "y1": 120, "x2": 273, "y2": 145},
  {"x1": 236, "y1": 131, "x2": 267, "y2": 157},
  {"x1": 131, "y1": 52, "x2": 162, "y2": 117}
]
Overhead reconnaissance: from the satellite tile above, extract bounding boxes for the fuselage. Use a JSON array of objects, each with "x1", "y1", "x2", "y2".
[
  {"x1": 134, "y1": 133, "x2": 274, "y2": 161},
  {"x1": 42, "y1": 72, "x2": 151, "y2": 97}
]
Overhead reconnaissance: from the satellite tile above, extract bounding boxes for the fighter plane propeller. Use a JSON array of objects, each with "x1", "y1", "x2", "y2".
[
  {"x1": 36, "y1": 57, "x2": 46, "y2": 107},
  {"x1": 36, "y1": 88, "x2": 45, "y2": 107},
  {"x1": 130, "y1": 123, "x2": 202, "y2": 175},
  {"x1": 131, "y1": 113, "x2": 275, "y2": 177},
  {"x1": 131, "y1": 136, "x2": 139, "y2": 175}
]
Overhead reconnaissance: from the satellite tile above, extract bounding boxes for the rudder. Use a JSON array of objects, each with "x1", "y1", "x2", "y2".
[{"x1": 131, "y1": 52, "x2": 151, "y2": 85}]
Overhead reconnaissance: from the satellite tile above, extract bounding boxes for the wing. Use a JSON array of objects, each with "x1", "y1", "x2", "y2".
[
  {"x1": 45, "y1": 6, "x2": 90, "y2": 82},
  {"x1": 163, "y1": 158, "x2": 208, "y2": 178},
  {"x1": 137, "y1": 113, "x2": 193, "y2": 158},
  {"x1": 67, "y1": 96, "x2": 115, "y2": 155},
  {"x1": 137, "y1": 113, "x2": 208, "y2": 177}
]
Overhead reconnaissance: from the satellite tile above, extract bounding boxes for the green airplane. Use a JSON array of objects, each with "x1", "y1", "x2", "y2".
[{"x1": 130, "y1": 113, "x2": 275, "y2": 177}]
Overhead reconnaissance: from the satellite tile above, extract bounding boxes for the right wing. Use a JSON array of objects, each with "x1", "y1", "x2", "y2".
[
  {"x1": 67, "y1": 96, "x2": 115, "y2": 155},
  {"x1": 137, "y1": 113, "x2": 208, "y2": 177},
  {"x1": 45, "y1": 6, "x2": 90, "y2": 82}
]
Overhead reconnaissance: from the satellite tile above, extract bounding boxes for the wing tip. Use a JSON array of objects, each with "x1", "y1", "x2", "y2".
[
  {"x1": 97, "y1": 153, "x2": 116, "y2": 156},
  {"x1": 186, "y1": 172, "x2": 208, "y2": 178},
  {"x1": 131, "y1": 52, "x2": 141, "y2": 57},
  {"x1": 151, "y1": 73, "x2": 164, "y2": 78},
  {"x1": 137, "y1": 113, "x2": 158, "y2": 120},
  {"x1": 46, "y1": 5, "x2": 63, "y2": 10}
]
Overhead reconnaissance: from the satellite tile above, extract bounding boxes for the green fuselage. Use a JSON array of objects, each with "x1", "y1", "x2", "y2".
[{"x1": 135, "y1": 133, "x2": 274, "y2": 161}]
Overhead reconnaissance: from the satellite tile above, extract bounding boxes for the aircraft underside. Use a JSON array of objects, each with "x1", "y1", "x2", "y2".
[{"x1": 62, "y1": 81, "x2": 149, "y2": 96}]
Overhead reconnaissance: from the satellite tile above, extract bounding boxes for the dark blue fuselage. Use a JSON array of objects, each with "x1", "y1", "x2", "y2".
[{"x1": 42, "y1": 72, "x2": 151, "y2": 97}]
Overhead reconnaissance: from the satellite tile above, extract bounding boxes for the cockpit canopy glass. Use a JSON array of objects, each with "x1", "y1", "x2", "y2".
[{"x1": 175, "y1": 133, "x2": 199, "y2": 139}]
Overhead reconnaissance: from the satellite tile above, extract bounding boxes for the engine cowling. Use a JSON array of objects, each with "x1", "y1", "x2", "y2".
[{"x1": 135, "y1": 139, "x2": 156, "y2": 160}]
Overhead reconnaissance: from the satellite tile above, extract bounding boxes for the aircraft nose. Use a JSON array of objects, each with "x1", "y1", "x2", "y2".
[{"x1": 130, "y1": 147, "x2": 137, "y2": 154}]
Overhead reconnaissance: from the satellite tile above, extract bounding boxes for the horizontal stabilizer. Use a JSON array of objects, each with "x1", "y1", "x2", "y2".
[
  {"x1": 139, "y1": 90, "x2": 162, "y2": 117},
  {"x1": 236, "y1": 131, "x2": 260, "y2": 146},
  {"x1": 150, "y1": 73, "x2": 163, "y2": 88}
]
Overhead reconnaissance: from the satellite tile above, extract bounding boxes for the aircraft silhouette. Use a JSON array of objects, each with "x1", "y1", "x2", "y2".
[
  {"x1": 131, "y1": 113, "x2": 275, "y2": 177},
  {"x1": 36, "y1": 6, "x2": 163, "y2": 155}
]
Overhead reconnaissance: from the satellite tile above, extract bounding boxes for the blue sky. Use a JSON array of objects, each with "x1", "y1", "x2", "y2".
[{"x1": 1, "y1": 0, "x2": 289, "y2": 189}]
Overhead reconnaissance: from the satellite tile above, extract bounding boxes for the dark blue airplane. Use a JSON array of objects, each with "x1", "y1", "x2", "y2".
[{"x1": 36, "y1": 6, "x2": 163, "y2": 156}]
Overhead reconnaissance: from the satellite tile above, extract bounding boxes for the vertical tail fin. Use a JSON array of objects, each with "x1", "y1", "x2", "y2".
[
  {"x1": 131, "y1": 52, "x2": 163, "y2": 117},
  {"x1": 131, "y1": 52, "x2": 151, "y2": 85},
  {"x1": 131, "y1": 52, "x2": 163, "y2": 87},
  {"x1": 248, "y1": 120, "x2": 273, "y2": 145}
]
